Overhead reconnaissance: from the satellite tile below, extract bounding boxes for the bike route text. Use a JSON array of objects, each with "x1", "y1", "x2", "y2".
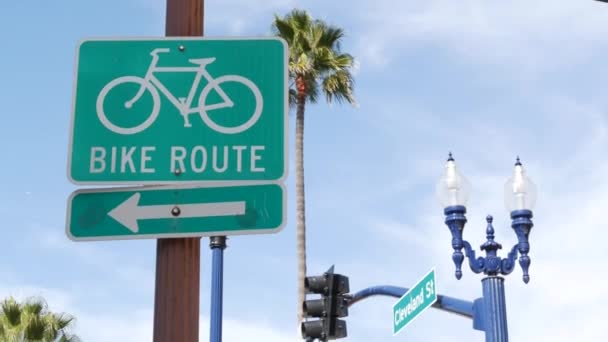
[{"x1": 88, "y1": 145, "x2": 267, "y2": 175}]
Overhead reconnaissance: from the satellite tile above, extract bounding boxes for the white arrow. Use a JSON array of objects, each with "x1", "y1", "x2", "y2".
[{"x1": 108, "y1": 192, "x2": 246, "y2": 233}]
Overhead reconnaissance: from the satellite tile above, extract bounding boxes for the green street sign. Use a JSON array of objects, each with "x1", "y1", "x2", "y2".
[
  {"x1": 66, "y1": 183, "x2": 286, "y2": 241},
  {"x1": 68, "y1": 37, "x2": 287, "y2": 185},
  {"x1": 393, "y1": 268, "x2": 437, "y2": 336}
]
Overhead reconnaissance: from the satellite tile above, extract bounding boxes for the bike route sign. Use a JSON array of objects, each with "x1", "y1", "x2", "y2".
[
  {"x1": 66, "y1": 183, "x2": 286, "y2": 241},
  {"x1": 392, "y1": 268, "x2": 437, "y2": 336},
  {"x1": 68, "y1": 37, "x2": 288, "y2": 184}
]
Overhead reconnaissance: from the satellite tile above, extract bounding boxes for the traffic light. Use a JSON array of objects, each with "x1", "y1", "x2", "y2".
[{"x1": 301, "y1": 266, "x2": 350, "y2": 341}]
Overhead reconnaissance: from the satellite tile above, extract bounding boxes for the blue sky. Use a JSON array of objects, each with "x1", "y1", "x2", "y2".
[{"x1": 1, "y1": 0, "x2": 608, "y2": 341}]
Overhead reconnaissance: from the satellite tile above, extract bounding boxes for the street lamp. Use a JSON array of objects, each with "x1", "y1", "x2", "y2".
[{"x1": 437, "y1": 153, "x2": 536, "y2": 342}]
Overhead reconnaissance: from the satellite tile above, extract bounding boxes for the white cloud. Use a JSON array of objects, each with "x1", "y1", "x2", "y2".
[
  {"x1": 25, "y1": 223, "x2": 156, "y2": 295},
  {"x1": 0, "y1": 286, "x2": 75, "y2": 314},
  {"x1": 338, "y1": 94, "x2": 608, "y2": 340},
  {"x1": 76, "y1": 309, "x2": 153, "y2": 341},
  {"x1": 0, "y1": 283, "x2": 295, "y2": 342},
  {"x1": 77, "y1": 313, "x2": 296, "y2": 342},
  {"x1": 134, "y1": 0, "x2": 296, "y2": 35},
  {"x1": 353, "y1": 0, "x2": 608, "y2": 73},
  {"x1": 210, "y1": 316, "x2": 294, "y2": 342},
  {"x1": 8, "y1": 1, "x2": 608, "y2": 341}
]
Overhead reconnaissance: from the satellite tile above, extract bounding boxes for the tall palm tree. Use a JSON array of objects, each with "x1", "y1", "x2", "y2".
[
  {"x1": 272, "y1": 9, "x2": 357, "y2": 326},
  {"x1": 0, "y1": 297, "x2": 80, "y2": 342}
]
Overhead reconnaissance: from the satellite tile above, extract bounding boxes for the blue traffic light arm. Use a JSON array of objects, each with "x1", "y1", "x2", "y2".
[{"x1": 347, "y1": 285, "x2": 485, "y2": 332}]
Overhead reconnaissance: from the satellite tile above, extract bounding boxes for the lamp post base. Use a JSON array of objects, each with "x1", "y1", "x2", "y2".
[{"x1": 482, "y1": 276, "x2": 508, "y2": 342}]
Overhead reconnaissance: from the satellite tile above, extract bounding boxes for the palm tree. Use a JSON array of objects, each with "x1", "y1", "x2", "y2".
[
  {"x1": 272, "y1": 9, "x2": 357, "y2": 326},
  {"x1": 0, "y1": 296, "x2": 80, "y2": 342}
]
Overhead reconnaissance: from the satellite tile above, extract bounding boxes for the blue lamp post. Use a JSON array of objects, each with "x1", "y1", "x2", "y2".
[{"x1": 436, "y1": 153, "x2": 536, "y2": 342}]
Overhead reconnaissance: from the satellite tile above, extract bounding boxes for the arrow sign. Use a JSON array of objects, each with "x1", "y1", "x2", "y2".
[
  {"x1": 108, "y1": 192, "x2": 246, "y2": 233},
  {"x1": 66, "y1": 183, "x2": 285, "y2": 241}
]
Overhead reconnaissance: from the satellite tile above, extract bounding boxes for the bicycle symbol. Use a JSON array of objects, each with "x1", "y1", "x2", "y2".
[{"x1": 96, "y1": 48, "x2": 263, "y2": 135}]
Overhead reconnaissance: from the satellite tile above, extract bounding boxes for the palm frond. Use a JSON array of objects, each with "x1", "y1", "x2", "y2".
[
  {"x1": 316, "y1": 49, "x2": 354, "y2": 71},
  {"x1": 309, "y1": 22, "x2": 325, "y2": 50},
  {"x1": 274, "y1": 8, "x2": 356, "y2": 107},
  {"x1": 317, "y1": 23, "x2": 345, "y2": 51},
  {"x1": 58, "y1": 333, "x2": 82, "y2": 342},
  {"x1": 288, "y1": 9, "x2": 312, "y2": 32},
  {"x1": 2, "y1": 298, "x2": 21, "y2": 327},
  {"x1": 0, "y1": 296, "x2": 80, "y2": 342},
  {"x1": 332, "y1": 53, "x2": 355, "y2": 69},
  {"x1": 23, "y1": 315, "x2": 46, "y2": 340},
  {"x1": 52, "y1": 313, "x2": 75, "y2": 331},
  {"x1": 294, "y1": 30, "x2": 312, "y2": 55},
  {"x1": 275, "y1": 9, "x2": 313, "y2": 56},
  {"x1": 290, "y1": 53, "x2": 315, "y2": 76},
  {"x1": 23, "y1": 297, "x2": 46, "y2": 316},
  {"x1": 322, "y1": 70, "x2": 356, "y2": 105},
  {"x1": 310, "y1": 47, "x2": 333, "y2": 71},
  {"x1": 271, "y1": 16, "x2": 294, "y2": 45}
]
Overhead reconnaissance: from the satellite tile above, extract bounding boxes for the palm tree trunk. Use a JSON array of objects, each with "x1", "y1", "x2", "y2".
[{"x1": 295, "y1": 88, "x2": 307, "y2": 330}]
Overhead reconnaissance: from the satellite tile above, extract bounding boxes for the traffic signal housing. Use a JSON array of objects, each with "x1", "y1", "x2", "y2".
[{"x1": 301, "y1": 266, "x2": 350, "y2": 341}]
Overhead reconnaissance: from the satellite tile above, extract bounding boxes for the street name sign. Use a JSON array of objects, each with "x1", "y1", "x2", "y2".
[
  {"x1": 68, "y1": 37, "x2": 288, "y2": 184},
  {"x1": 66, "y1": 183, "x2": 286, "y2": 241},
  {"x1": 392, "y1": 268, "x2": 437, "y2": 336}
]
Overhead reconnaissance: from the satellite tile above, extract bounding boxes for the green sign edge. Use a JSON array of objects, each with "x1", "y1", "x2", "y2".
[
  {"x1": 392, "y1": 268, "x2": 437, "y2": 336},
  {"x1": 66, "y1": 36, "x2": 289, "y2": 185},
  {"x1": 65, "y1": 181, "x2": 287, "y2": 242}
]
